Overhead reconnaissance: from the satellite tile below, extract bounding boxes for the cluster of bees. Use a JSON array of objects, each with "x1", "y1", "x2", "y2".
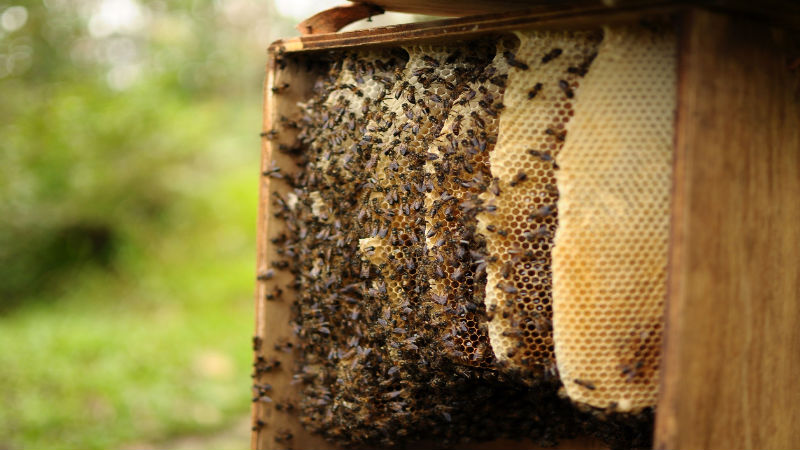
[{"x1": 261, "y1": 35, "x2": 653, "y2": 448}]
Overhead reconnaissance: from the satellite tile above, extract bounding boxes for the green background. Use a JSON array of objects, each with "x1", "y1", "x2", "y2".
[{"x1": 0, "y1": 0, "x2": 291, "y2": 447}]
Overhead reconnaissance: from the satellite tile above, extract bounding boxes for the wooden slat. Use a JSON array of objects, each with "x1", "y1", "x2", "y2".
[
  {"x1": 656, "y1": 10, "x2": 800, "y2": 450},
  {"x1": 278, "y1": 2, "x2": 800, "y2": 54},
  {"x1": 275, "y1": 2, "x2": 684, "y2": 53},
  {"x1": 252, "y1": 53, "x2": 338, "y2": 450},
  {"x1": 345, "y1": 0, "x2": 800, "y2": 22},
  {"x1": 296, "y1": 3, "x2": 385, "y2": 35},
  {"x1": 350, "y1": 0, "x2": 614, "y2": 17}
]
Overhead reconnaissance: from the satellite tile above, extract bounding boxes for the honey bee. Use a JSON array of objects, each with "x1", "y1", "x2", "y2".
[
  {"x1": 510, "y1": 171, "x2": 528, "y2": 187},
  {"x1": 452, "y1": 114, "x2": 464, "y2": 136},
  {"x1": 271, "y1": 82, "x2": 290, "y2": 93},
  {"x1": 544, "y1": 128, "x2": 567, "y2": 142},
  {"x1": 567, "y1": 51, "x2": 597, "y2": 77},
  {"x1": 260, "y1": 129, "x2": 279, "y2": 140},
  {"x1": 503, "y1": 50, "x2": 529, "y2": 70},
  {"x1": 422, "y1": 55, "x2": 440, "y2": 67},
  {"x1": 528, "y1": 82, "x2": 543, "y2": 99},
  {"x1": 256, "y1": 269, "x2": 275, "y2": 281},
  {"x1": 406, "y1": 85, "x2": 417, "y2": 104},
  {"x1": 558, "y1": 79, "x2": 575, "y2": 98},
  {"x1": 573, "y1": 379, "x2": 597, "y2": 390},
  {"x1": 541, "y1": 48, "x2": 563, "y2": 63},
  {"x1": 470, "y1": 111, "x2": 485, "y2": 129}
]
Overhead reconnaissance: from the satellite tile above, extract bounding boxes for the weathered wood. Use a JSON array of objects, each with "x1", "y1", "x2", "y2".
[
  {"x1": 252, "y1": 54, "x2": 337, "y2": 450},
  {"x1": 345, "y1": 0, "x2": 800, "y2": 22},
  {"x1": 275, "y1": 3, "x2": 683, "y2": 53},
  {"x1": 296, "y1": 3, "x2": 385, "y2": 36},
  {"x1": 656, "y1": 10, "x2": 800, "y2": 450},
  {"x1": 349, "y1": 0, "x2": 606, "y2": 17},
  {"x1": 275, "y1": 0, "x2": 800, "y2": 52}
]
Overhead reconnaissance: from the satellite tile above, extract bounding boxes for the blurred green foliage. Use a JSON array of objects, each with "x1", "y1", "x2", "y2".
[
  {"x1": 0, "y1": 0, "x2": 293, "y2": 304},
  {"x1": 0, "y1": 0, "x2": 295, "y2": 447}
]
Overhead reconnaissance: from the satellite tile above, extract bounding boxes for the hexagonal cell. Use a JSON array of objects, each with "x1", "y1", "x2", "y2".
[{"x1": 552, "y1": 26, "x2": 675, "y2": 411}]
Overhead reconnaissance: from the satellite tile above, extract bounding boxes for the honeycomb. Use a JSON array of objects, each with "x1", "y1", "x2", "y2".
[
  {"x1": 551, "y1": 25, "x2": 676, "y2": 410},
  {"x1": 477, "y1": 30, "x2": 602, "y2": 377},
  {"x1": 259, "y1": 25, "x2": 674, "y2": 448},
  {"x1": 421, "y1": 40, "x2": 512, "y2": 367}
]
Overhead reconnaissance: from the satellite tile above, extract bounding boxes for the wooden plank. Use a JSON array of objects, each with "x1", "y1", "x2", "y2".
[
  {"x1": 656, "y1": 10, "x2": 800, "y2": 450},
  {"x1": 270, "y1": 0, "x2": 799, "y2": 53},
  {"x1": 252, "y1": 53, "x2": 338, "y2": 450},
  {"x1": 348, "y1": 0, "x2": 800, "y2": 20},
  {"x1": 296, "y1": 3, "x2": 385, "y2": 35},
  {"x1": 275, "y1": 2, "x2": 684, "y2": 53},
  {"x1": 272, "y1": 0, "x2": 800, "y2": 52},
  {"x1": 349, "y1": 0, "x2": 632, "y2": 17}
]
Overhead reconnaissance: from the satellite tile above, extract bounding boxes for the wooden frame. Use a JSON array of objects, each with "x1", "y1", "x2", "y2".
[
  {"x1": 656, "y1": 10, "x2": 800, "y2": 450},
  {"x1": 253, "y1": 4, "x2": 800, "y2": 449}
]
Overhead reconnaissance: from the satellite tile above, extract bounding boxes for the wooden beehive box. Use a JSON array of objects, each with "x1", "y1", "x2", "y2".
[{"x1": 252, "y1": 2, "x2": 800, "y2": 449}]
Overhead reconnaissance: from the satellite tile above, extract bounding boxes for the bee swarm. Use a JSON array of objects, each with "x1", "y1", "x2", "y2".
[{"x1": 258, "y1": 24, "x2": 674, "y2": 449}]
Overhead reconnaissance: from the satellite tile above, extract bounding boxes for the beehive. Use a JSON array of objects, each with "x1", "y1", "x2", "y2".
[{"x1": 253, "y1": 4, "x2": 800, "y2": 450}]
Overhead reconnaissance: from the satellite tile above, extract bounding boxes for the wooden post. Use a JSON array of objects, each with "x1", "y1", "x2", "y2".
[{"x1": 656, "y1": 10, "x2": 800, "y2": 450}]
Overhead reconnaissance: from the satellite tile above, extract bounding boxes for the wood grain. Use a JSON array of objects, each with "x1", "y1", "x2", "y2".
[
  {"x1": 348, "y1": 0, "x2": 800, "y2": 20},
  {"x1": 276, "y1": 2, "x2": 684, "y2": 53},
  {"x1": 656, "y1": 10, "x2": 800, "y2": 450},
  {"x1": 350, "y1": 0, "x2": 614, "y2": 17},
  {"x1": 274, "y1": 0, "x2": 799, "y2": 52},
  {"x1": 252, "y1": 53, "x2": 338, "y2": 450}
]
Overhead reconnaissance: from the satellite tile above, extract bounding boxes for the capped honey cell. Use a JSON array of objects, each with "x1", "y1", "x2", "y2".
[{"x1": 552, "y1": 25, "x2": 676, "y2": 412}]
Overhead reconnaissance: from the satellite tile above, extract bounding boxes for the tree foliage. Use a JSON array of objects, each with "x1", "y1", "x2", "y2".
[{"x1": 0, "y1": 0, "x2": 294, "y2": 304}]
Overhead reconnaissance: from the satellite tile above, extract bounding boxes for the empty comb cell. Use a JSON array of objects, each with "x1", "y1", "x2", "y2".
[{"x1": 552, "y1": 25, "x2": 676, "y2": 411}]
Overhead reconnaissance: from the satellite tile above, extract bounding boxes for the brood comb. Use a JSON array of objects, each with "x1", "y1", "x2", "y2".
[{"x1": 256, "y1": 23, "x2": 675, "y2": 449}]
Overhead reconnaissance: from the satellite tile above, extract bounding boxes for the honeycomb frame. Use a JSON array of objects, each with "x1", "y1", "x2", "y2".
[
  {"x1": 477, "y1": 29, "x2": 603, "y2": 378},
  {"x1": 552, "y1": 25, "x2": 676, "y2": 411},
  {"x1": 254, "y1": 18, "x2": 678, "y2": 449}
]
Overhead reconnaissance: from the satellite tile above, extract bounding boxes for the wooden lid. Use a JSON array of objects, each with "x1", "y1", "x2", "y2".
[
  {"x1": 347, "y1": 0, "x2": 800, "y2": 22},
  {"x1": 349, "y1": 0, "x2": 563, "y2": 17}
]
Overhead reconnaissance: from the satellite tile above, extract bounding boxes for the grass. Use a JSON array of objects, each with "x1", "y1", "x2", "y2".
[{"x1": 0, "y1": 102, "x2": 260, "y2": 450}]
